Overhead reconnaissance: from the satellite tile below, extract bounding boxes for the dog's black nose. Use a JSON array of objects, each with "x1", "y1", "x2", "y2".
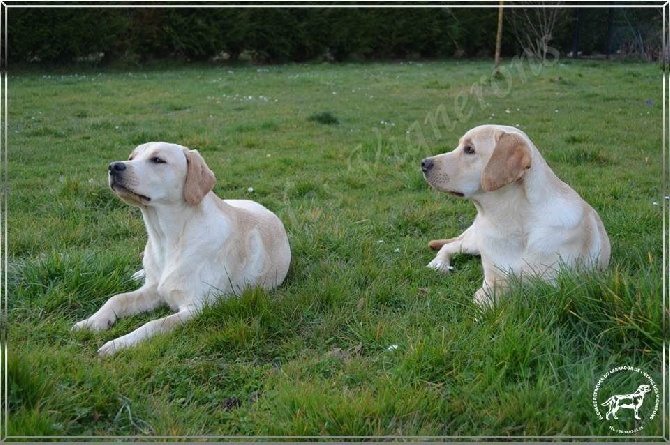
[
  {"x1": 421, "y1": 158, "x2": 434, "y2": 173},
  {"x1": 109, "y1": 162, "x2": 126, "y2": 174}
]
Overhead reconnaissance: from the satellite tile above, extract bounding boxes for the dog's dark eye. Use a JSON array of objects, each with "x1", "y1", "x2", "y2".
[
  {"x1": 151, "y1": 157, "x2": 166, "y2": 164},
  {"x1": 464, "y1": 145, "x2": 475, "y2": 155}
]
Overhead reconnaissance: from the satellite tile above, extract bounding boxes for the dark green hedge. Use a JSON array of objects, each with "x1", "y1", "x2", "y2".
[{"x1": 6, "y1": 7, "x2": 661, "y2": 66}]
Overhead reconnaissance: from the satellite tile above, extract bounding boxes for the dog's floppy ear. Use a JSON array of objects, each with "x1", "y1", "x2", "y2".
[
  {"x1": 183, "y1": 149, "x2": 216, "y2": 205},
  {"x1": 481, "y1": 131, "x2": 531, "y2": 192}
]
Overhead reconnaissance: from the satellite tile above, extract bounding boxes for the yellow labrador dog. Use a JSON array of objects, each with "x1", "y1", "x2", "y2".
[
  {"x1": 421, "y1": 124, "x2": 610, "y2": 307},
  {"x1": 73, "y1": 142, "x2": 291, "y2": 356}
]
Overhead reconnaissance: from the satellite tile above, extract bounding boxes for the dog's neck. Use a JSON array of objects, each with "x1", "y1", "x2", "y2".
[
  {"x1": 472, "y1": 152, "x2": 580, "y2": 235},
  {"x1": 524, "y1": 154, "x2": 569, "y2": 199},
  {"x1": 477, "y1": 149, "x2": 572, "y2": 209},
  {"x1": 139, "y1": 192, "x2": 226, "y2": 245},
  {"x1": 472, "y1": 182, "x2": 528, "y2": 221}
]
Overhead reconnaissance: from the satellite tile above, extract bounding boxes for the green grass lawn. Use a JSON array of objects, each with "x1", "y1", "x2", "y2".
[{"x1": 6, "y1": 58, "x2": 666, "y2": 439}]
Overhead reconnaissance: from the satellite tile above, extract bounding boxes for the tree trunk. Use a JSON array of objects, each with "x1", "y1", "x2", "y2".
[
  {"x1": 605, "y1": 7, "x2": 614, "y2": 59},
  {"x1": 493, "y1": 1, "x2": 504, "y2": 73}
]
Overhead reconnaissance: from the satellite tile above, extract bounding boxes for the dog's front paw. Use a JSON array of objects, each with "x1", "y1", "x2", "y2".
[
  {"x1": 72, "y1": 315, "x2": 113, "y2": 332},
  {"x1": 97, "y1": 339, "x2": 121, "y2": 357},
  {"x1": 131, "y1": 269, "x2": 146, "y2": 283},
  {"x1": 427, "y1": 257, "x2": 454, "y2": 274}
]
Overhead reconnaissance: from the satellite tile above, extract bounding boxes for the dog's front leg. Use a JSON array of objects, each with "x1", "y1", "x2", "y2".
[
  {"x1": 427, "y1": 224, "x2": 479, "y2": 274},
  {"x1": 473, "y1": 284, "x2": 496, "y2": 308},
  {"x1": 97, "y1": 306, "x2": 197, "y2": 357},
  {"x1": 72, "y1": 283, "x2": 161, "y2": 332},
  {"x1": 473, "y1": 268, "x2": 510, "y2": 308}
]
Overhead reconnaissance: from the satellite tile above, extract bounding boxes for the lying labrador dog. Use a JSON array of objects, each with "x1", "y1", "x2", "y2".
[
  {"x1": 73, "y1": 142, "x2": 291, "y2": 356},
  {"x1": 421, "y1": 124, "x2": 610, "y2": 307}
]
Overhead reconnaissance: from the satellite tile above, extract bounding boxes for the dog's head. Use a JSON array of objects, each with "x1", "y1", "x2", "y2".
[
  {"x1": 108, "y1": 142, "x2": 216, "y2": 207},
  {"x1": 421, "y1": 125, "x2": 532, "y2": 199},
  {"x1": 636, "y1": 384, "x2": 652, "y2": 395}
]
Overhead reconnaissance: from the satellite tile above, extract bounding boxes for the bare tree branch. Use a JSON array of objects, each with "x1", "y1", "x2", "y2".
[{"x1": 509, "y1": 2, "x2": 567, "y2": 62}]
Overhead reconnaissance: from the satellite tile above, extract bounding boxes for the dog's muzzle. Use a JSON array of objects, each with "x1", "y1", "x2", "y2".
[
  {"x1": 420, "y1": 157, "x2": 464, "y2": 198},
  {"x1": 107, "y1": 161, "x2": 150, "y2": 203}
]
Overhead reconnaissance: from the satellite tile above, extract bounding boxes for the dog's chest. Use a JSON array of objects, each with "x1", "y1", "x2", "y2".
[
  {"x1": 481, "y1": 235, "x2": 524, "y2": 268},
  {"x1": 478, "y1": 217, "x2": 525, "y2": 250},
  {"x1": 155, "y1": 261, "x2": 228, "y2": 311},
  {"x1": 145, "y1": 240, "x2": 228, "y2": 310},
  {"x1": 477, "y1": 219, "x2": 535, "y2": 274}
]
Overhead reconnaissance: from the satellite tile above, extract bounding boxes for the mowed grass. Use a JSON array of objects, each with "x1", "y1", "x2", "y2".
[{"x1": 7, "y1": 59, "x2": 665, "y2": 438}]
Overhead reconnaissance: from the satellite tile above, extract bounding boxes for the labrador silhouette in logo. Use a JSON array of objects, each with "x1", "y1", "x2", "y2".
[
  {"x1": 601, "y1": 384, "x2": 652, "y2": 420},
  {"x1": 593, "y1": 366, "x2": 659, "y2": 434}
]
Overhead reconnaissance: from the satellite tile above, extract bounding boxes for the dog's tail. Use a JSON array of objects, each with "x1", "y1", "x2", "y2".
[
  {"x1": 428, "y1": 239, "x2": 450, "y2": 251},
  {"x1": 601, "y1": 396, "x2": 615, "y2": 408}
]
